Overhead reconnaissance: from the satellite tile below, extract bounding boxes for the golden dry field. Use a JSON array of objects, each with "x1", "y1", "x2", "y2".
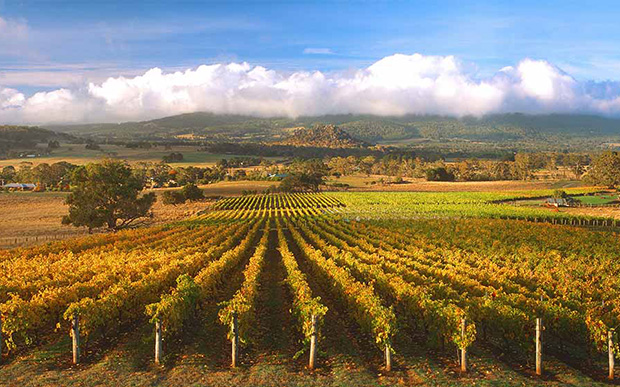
[
  {"x1": 563, "y1": 206, "x2": 620, "y2": 220},
  {"x1": 0, "y1": 192, "x2": 202, "y2": 249},
  {"x1": 0, "y1": 192, "x2": 87, "y2": 247},
  {"x1": 0, "y1": 180, "x2": 282, "y2": 249},
  {"x1": 0, "y1": 144, "x2": 279, "y2": 168}
]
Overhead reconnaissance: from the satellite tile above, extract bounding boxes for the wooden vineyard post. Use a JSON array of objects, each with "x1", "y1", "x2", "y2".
[
  {"x1": 535, "y1": 318, "x2": 543, "y2": 376},
  {"x1": 231, "y1": 312, "x2": 239, "y2": 368},
  {"x1": 385, "y1": 344, "x2": 392, "y2": 372},
  {"x1": 609, "y1": 330, "x2": 615, "y2": 380},
  {"x1": 155, "y1": 319, "x2": 163, "y2": 365},
  {"x1": 71, "y1": 313, "x2": 80, "y2": 364},
  {"x1": 460, "y1": 317, "x2": 467, "y2": 372},
  {"x1": 0, "y1": 315, "x2": 3, "y2": 364},
  {"x1": 309, "y1": 314, "x2": 317, "y2": 370}
]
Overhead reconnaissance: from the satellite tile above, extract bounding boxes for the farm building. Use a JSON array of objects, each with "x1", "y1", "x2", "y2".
[
  {"x1": 268, "y1": 173, "x2": 289, "y2": 178},
  {"x1": 545, "y1": 197, "x2": 577, "y2": 207},
  {"x1": 1, "y1": 183, "x2": 36, "y2": 191}
]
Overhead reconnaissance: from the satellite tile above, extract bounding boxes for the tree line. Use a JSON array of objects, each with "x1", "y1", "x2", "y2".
[
  {"x1": 325, "y1": 152, "x2": 590, "y2": 182},
  {"x1": 0, "y1": 152, "x2": 614, "y2": 193},
  {"x1": 0, "y1": 157, "x2": 278, "y2": 190}
]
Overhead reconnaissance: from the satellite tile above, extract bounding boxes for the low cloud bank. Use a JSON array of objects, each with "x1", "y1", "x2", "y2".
[{"x1": 3, "y1": 53, "x2": 620, "y2": 124}]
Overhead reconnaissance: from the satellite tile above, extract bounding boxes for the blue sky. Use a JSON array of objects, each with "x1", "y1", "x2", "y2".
[
  {"x1": 2, "y1": 0, "x2": 620, "y2": 123},
  {"x1": 2, "y1": 1, "x2": 620, "y2": 86}
]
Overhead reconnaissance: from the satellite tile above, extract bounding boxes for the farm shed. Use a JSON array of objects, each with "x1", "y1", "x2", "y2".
[
  {"x1": 545, "y1": 197, "x2": 576, "y2": 207},
  {"x1": 1, "y1": 183, "x2": 36, "y2": 191}
]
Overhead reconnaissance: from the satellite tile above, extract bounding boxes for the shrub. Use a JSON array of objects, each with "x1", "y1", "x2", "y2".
[
  {"x1": 162, "y1": 190, "x2": 186, "y2": 205},
  {"x1": 85, "y1": 143, "x2": 100, "y2": 150},
  {"x1": 162, "y1": 152, "x2": 184, "y2": 163}
]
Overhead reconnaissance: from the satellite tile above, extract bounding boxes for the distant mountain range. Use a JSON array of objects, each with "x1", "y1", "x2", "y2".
[{"x1": 45, "y1": 112, "x2": 620, "y2": 147}]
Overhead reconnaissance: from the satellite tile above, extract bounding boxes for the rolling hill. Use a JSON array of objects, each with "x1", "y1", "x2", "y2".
[
  {"x1": 0, "y1": 126, "x2": 78, "y2": 157},
  {"x1": 276, "y1": 124, "x2": 368, "y2": 148},
  {"x1": 42, "y1": 112, "x2": 620, "y2": 154}
]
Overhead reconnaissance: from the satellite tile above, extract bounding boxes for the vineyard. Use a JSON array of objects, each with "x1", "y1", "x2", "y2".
[
  {"x1": 0, "y1": 192, "x2": 619, "y2": 387},
  {"x1": 329, "y1": 189, "x2": 620, "y2": 226}
]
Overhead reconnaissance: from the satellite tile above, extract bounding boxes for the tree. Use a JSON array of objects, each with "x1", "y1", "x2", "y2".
[
  {"x1": 217, "y1": 159, "x2": 229, "y2": 169},
  {"x1": 425, "y1": 167, "x2": 455, "y2": 182},
  {"x1": 552, "y1": 189, "x2": 568, "y2": 199},
  {"x1": 0, "y1": 165, "x2": 16, "y2": 183},
  {"x1": 514, "y1": 153, "x2": 533, "y2": 180},
  {"x1": 62, "y1": 160, "x2": 156, "y2": 232},
  {"x1": 280, "y1": 173, "x2": 324, "y2": 192},
  {"x1": 285, "y1": 159, "x2": 328, "y2": 191},
  {"x1": 562, "y1": 154, "x2": 589, "y2": 179},
  {"x1": 181, "y1": 183, "x2": 204, "y2": 201},
  {"x1": 585, "y1": 151, "x2": 620, "y2": 188},
  {"x1": 360, "y1": 155, "x2": 376, "y2": 175},
  {"x1": 177, "y1": 166, "x2": 205, "y2": 185},
  {"x1": 134, "y1": 162, "x2": 172, "y2": 186},
  {"x1": 48, "y1": 162, "x2": 77, "y2": 187}
]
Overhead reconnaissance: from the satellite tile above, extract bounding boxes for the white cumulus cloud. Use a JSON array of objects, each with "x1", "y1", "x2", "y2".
[
  {"x1": 4, "y1": 53, "x2": 620, "y2": 124},
  {"x1": 0, "y1": 87, "x2": 25, "y2": 110}
]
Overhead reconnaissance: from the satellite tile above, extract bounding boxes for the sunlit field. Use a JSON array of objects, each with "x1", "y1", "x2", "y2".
[{"x1": 0, "y1": 144, "x2": 278, "y2": 168}]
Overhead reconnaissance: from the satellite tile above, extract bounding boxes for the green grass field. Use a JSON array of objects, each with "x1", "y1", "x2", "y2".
[
  {"x1": 573, "y1": 194, "x2": 619, "y2": 205},
  {"x1": 510, "y1": 193, "x2": 619, "y2": 208}
]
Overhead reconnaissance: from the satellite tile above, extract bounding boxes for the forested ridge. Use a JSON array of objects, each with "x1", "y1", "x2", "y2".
[{"x1": 45, "y1": 112, "x2": 620, "y2": 149}]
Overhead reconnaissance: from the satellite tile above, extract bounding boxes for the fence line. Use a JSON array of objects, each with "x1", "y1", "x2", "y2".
[{"x1": 0, "y1": 231, "x2": 91, "y2": 248}]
